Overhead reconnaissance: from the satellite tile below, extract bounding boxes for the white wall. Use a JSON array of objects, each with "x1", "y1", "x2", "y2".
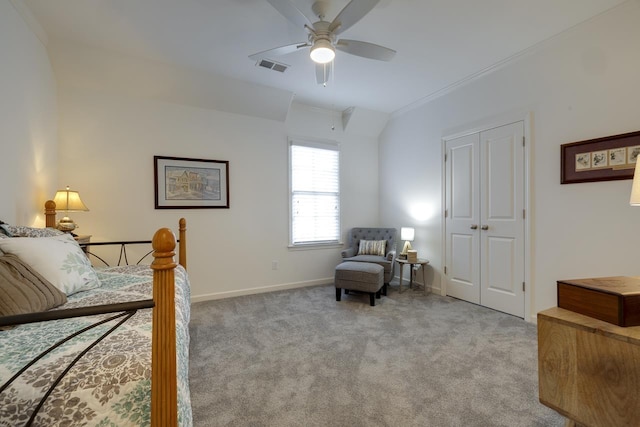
[
  {"x1": 57, "y1": 86, "x2": 380, "y2": 300},
  {"x1": 0, "y1": 6, "x2": 380, "y2": 301},
  {"x1": 0, "y1": 0, "x2": 58, "y2": 225},
  {"x1": 380, "y1": 1, "x2": 640, "y2": 320}
]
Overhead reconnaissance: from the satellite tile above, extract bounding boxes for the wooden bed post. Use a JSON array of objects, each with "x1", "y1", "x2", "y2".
[
  {"x1": 151, "y1": 228, "x2": 178, "y2": 427},
  {"x1": 45, "y1": 200, "x2": 56, "y2": 228},
  {"x1": 178, "y1": 218, "x2": 187, "y2": 270}
]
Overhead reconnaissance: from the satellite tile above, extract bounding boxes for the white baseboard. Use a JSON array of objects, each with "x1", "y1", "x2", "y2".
[
  {"x1": 191, "y1": 277, "x2": 333, "y2": 303},
  {"x1": 191, "y1": 275, "x2": 444, "y2": 304}
]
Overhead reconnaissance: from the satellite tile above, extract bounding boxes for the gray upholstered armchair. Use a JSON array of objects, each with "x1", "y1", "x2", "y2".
[{"x1": 341, "y1": 228, "x2": 397, "y2": 284}]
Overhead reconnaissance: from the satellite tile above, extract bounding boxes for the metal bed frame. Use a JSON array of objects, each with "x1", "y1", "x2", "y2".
[{"x1": 0, "y1": 300, "x2": 154, "y2": 426}]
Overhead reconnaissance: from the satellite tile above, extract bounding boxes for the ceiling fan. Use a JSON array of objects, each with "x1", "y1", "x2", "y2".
[{"x1": 250, "y1": 0, "x2": 396, "y2": 85}]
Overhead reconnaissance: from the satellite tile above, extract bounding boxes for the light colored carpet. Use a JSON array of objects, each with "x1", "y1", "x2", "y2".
[{"x1": 188, "y1": 284, "x2": 564, "y2": 427}]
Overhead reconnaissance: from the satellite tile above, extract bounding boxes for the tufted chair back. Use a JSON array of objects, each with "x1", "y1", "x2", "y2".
[{"x1": 347, "y1": 228, "x2": 397, "y2": 256}]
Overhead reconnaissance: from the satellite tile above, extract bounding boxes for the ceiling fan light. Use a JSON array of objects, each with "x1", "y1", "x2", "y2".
[{"x1": 310, "y1": 40, "x2": 335, "y2": 64}]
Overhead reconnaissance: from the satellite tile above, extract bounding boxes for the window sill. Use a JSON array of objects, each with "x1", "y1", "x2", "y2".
[{"x1": 288, "y1": 242, "x2": 344, "y2": 251}]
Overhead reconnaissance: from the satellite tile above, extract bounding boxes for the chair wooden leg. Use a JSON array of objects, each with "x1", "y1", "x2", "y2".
[
  {"x1": 369, "y1": 293, "x2": 375, "y2": 306},
  {"x1": 376, "y1": 289, "x2": 381, "y2": 299},
  {"x1": 382, "y1": 284, "x2": 388, "y2": 296},
  {"x1": 345, "y1": 289, "x2": 350, "y2": 295},
  {"x1": 336, "y1": 288, "x2": 341, "y2": 301}
]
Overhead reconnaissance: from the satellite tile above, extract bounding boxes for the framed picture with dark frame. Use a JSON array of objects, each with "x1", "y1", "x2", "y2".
[
  {"x1": 560, "y1": 130, "x2": 640, "y2": 184},
  {"x1": 154, "y1": 156, "x2": 230, "y2": 209}
]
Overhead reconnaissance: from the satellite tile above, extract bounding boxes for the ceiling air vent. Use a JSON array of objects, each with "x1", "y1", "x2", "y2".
[{"x1": 257, "y1": 59, "x2": 288, "y2": 73}]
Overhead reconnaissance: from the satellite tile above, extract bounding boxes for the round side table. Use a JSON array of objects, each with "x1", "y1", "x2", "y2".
[{"x1": 396, "y1": 258, "x2": 429, "y2": 294}]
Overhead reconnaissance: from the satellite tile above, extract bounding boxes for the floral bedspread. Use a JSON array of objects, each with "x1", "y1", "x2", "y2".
[{"x1": 0, "y1": 265, "x2": 192, "y2": 427}]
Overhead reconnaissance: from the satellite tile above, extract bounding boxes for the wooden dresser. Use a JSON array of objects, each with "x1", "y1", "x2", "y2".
[{"x1": 538, "y1": 307, "x2": 640, "y2": 427}]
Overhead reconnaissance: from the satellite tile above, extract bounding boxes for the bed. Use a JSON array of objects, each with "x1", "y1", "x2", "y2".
[{"x1": 0, "y1": 201, "x2": 192, "y2": 426}]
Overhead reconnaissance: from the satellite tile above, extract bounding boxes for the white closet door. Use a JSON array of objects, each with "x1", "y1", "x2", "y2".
[
  {"x1": 445, "y1": 121, "x2": 525, "y2": 318},
  {"x1": 445, "y1": 133, "x2": 481, "y2": 304},
  {"x1": 479, "y1": 122, "x2": 525, "y2": 318}
]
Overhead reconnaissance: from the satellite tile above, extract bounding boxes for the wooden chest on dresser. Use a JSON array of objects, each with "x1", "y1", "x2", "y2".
[{"x1": 557, "y1": 276, "x2": 640, "y2": 327}]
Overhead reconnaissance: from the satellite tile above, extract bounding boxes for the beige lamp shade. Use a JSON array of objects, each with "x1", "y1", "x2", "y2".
[
  {"x1": 53, "y1": 186, "x2": 89, "y2": 212},
  {"x1": 631, "y1": 161, "x2": 640, "y2": 206},
  {"x1": 52, "y1": 186, "x2": 88, "y2": 232}
]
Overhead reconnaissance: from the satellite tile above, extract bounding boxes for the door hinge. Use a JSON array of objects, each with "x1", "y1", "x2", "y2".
[
  {"x1": 522, "y1": 282, "x2": 526, "y2": 292},
  {"x1": 444, "y1": 266, "x2": 447, "y2": 275},
  {"x1": 445, "y1": 209, "x2": 448, "y2": 218},
  {"x1": 445, "y1": 153, "x2": 448, "y2": 162},
  {"x1": 523, "y1": 209, "x2": 526, "y2": 219},
  {"x1": 522, "y1": 136, "x2": 525, "y2": 147}
]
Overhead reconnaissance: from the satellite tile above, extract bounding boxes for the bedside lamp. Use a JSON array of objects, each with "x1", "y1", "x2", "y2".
[
  {"x1": 53, "y1": 186, "x2": 89, "y2": 232},
  {"x1": 400, "y1": 227, "x2": 415, "y2": 259},
  {"x1": 630, "y1": 160, "x2": 640, "y2": 205}
]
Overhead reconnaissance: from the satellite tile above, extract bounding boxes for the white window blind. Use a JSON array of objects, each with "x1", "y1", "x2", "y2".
[{"x1": 290, "y1": 141, "x2": 340, "y2": 245}]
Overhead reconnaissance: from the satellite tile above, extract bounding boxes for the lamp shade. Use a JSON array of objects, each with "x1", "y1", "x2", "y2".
[
  {"x1": 53, "y1": 186, "x2": 89, "y2": 212},
  {"x1": 401, "y1": 227, "x2": 415, "y2": 241},
  {"x1": 631, "y1": 160, "x2": 640, "y2": 206},
  {"x1": 310, "y1": 40, "x2": 335, "y2": 64}
]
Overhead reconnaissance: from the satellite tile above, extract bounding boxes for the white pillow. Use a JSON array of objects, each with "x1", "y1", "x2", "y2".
[{"x1": 0, "y1": 234, "x2": 100, "y2": 295}]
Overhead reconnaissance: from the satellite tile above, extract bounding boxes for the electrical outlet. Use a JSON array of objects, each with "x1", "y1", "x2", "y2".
[{"x1": 271, "y1": 261, "x2": 278, "y2": 270}]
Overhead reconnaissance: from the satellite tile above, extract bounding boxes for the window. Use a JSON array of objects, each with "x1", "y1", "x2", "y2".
[{"x1": 289, "y1": 139, "x2": 340, "y2": 246}]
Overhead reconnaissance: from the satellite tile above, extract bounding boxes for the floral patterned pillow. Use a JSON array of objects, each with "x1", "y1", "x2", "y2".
[
  {"x1": 0, "y1": 234, "x2": 100, "y2": 295},
  {"x1": 2, "y1": 225, "x2": 64, "y2": 238}
]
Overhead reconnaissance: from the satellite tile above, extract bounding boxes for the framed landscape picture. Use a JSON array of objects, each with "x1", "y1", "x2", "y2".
[
  {"x1": 154, "y1": 156, "x2": 230, "y2": 209},
  {"x1": 560, "y1": 130, "x2": 640, "y2": 184}
]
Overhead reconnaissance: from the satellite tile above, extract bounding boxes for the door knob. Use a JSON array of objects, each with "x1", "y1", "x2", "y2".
[
  {"x1": 470, "y1": 225, "x2": 478, "y2": 230},
  {"x1": 481, "y1": 225, "x2": 489, "y2": 230}
]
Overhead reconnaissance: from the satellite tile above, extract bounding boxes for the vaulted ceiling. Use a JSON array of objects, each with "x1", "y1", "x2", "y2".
[{"x1": 24, "y1": 0, "x2": 627, "y2": 114}]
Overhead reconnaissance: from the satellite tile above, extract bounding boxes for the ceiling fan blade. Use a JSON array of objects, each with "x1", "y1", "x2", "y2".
[
  {"x1": 249, "y1": 42, "x2": 309, "y2": 61},
  {"x1": 315, "y1": 62, "x2": 333, "y2": 85},
  {"x1": 329, "y1": 0, "x2": 380, "y2": 35},
  {"x1": 266, "y1": 0, "x2": 313, "y2": 32},
  {"x1": 336, "y1": 39, "x2": 396, "y2": 61}
]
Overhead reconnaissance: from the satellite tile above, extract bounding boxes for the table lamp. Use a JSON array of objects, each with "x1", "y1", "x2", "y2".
[
  {"x1": 630, "y1": 160, "x2": 640, "y2": 205},
  {"x1": 400, "y1": 227, "x2": 415, "y2": 259},
  {"x1": 53, "y1": 186, "x2": 89, "y2": 232}
]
